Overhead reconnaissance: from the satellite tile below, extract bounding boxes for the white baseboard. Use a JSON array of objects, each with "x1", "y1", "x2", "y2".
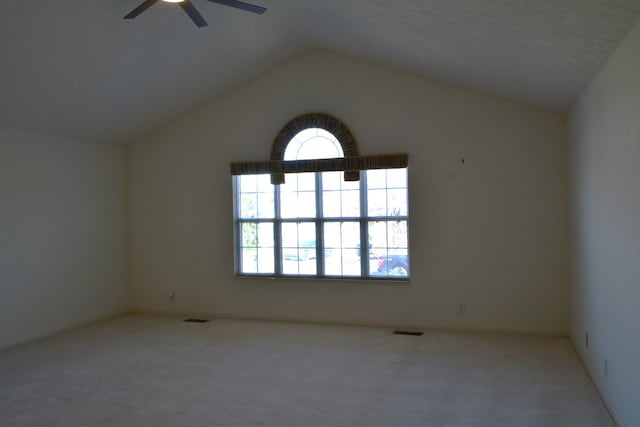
[
  {"x1": 0, "y1": 310, "x2": 129, "y2": 352},
  {"x1": 128, "y1": 308, "x2": 568, "y2": 337},
  {"x1": 569, "y1": 336, "x2": 625, "y2": 427}
]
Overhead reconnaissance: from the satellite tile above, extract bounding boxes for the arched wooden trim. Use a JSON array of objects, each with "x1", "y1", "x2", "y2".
[
  {"x1": 271, "y1": 113, "x2": 359, "y2": 160},
  {"x1": 230, "y1": 113, "x2": 408, "y2": 184},
  {"x1": 270, "y1": 113, "x2": 359, "y2": 184}
]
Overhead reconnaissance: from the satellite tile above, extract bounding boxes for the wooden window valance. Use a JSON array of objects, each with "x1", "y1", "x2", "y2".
[{"x1": 230, "y1": 113, "x2": 408, "y2": 184}]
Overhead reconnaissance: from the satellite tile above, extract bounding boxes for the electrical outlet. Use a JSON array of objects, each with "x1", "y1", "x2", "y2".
[
  {"x1": 604, "y1": 360, "x2": 608, "y2": 378},
  {"x1": 167, "y1": 290, "x2": 176, "y2": 301},
  {"x1": 585, "y1": 333, "x2": 589, "y2": 348},
  {"x1": 456, "y1": 304, "x2": 466, "y2": 315}
]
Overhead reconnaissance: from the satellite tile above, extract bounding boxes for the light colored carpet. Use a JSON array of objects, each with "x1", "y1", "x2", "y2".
[{"x1": 0, "y1": 314, "x2": 614, "y2": 427}]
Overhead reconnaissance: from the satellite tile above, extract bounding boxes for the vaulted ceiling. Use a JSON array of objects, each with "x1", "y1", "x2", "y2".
[{"x1": 1, "y1": 0, "x2": 639, "y2": 143}]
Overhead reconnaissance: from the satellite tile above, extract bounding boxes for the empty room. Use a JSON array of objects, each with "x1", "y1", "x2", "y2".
[{"x1": 1, "y1": 1, "x2": 639, "y2": 426}]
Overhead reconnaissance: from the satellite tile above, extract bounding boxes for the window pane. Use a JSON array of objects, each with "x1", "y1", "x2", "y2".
[
  {"x1": 257, "y1": 248, "x2": 274, "y2": 274},
  {"x1": 322, "y1": 191, "x2": 341, "y2": 217},
  {"x1": 322, "y1": 171, "x2": 360, "y2": 191},
  {"x1": 280, "y1": 191, "x2": 316, "y2": 219},
  {"x1": 322, "y1": 171, "x2": 361, "y2": 218},
  {"x1": 341, "y1": 190, "x2": 360, "y2": 217},
  {"x1": 280, "y1": 191, "x2": 296, "y2": 218},
  {"x1": 366, "y1": 168, "x2": 408, "y2": 218},
  {"x1": 298, "y1": 192, "x2": 316, "y2": 218},
  {"x1": 281, "y1": 173, "x2": 316, "y2": 219},
  {"x1": 386, "y1": 168, "x2": 407, "y2": 189},
  {"x1": 367, "y1": 169, "x2": 386, "y2": 189},
  {"x1": 368, "y1": 220, "x2": 387, "y2": 258},
  {"x1": 324, "y1": 222, "x2": 341, "y2": 249},
  {"x1": 256, "y1": 175, "x2": 272, "y2": 193},
  {"x1": 387, "y1": 220, "x2": 408, "y2": 252},
  {"x1": 387, "y1": 189, "x2": 407, "y2": 217},
  {"x1": 241, "y1": 248, "x2": 257, "y2": 273},
  {"x1": 239, "y1": 222, "x2": 274, "y2": 274},
  {"x1": 283, "y1": 139, "x2": 302, "y2": 161},
  {"x1": 256, "y1": 223, "x2": 274, "y2": 248},
  {"x1": 297, "y1": 137, "x2": 342, "y2": 159},
  {"x1": 257, "y1": 193, "x2": 274, "y2": 218},
  {"x1": 298, "y1": 222, "x2": 316, "y2": 252},
  {"x1": 375, "y1": 254, "x2": 409, "y2": 277},
  {"x1": 367, "y1": 189, "x2": 387, "y2": 217},
  {"x1": 322, "y1": 171, "x2": 341, "y2": 191},
  {"x1": 341, "y1": 178, "x2": 360, "y2": 191},
  {"x1": 239, "y1": 175, "x2": 257, "y2": 193},
  {"x1": 369, "y1": 220, "x2": 409, "y2": 277},
  {"x1": 239, "y1": 193, "x2": 257, "y2": 219},
  {"x1": 324, "y1": 222, "x2": 360, "y2": 276},
  {"x1": 281, "y1": 172, "x2": 315, "y2": 191},
  {"x1": 282, "y1": 222, "x2": 316, "y2": 275},
  {"x1": 296, "y1": 173, "x2": 315, "y2": 191},
  {"x1": 237, "y1": 175, "x2": 274, "y2": 219},
  {"x1": 241, "y1": 222, "x2": 258, "y2": 247},
  {"x1": 281, "y1": 222, "x2": 298, "y2": 248},
  {"x1": 323, "y1": 223, "x2": 342, "y2": 276},
  {"x1": 285, "y1": 129, "x2": 344, "y2": 161}
]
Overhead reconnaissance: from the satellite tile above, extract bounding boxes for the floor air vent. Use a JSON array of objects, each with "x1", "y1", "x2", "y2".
[
  {"x1": 393, "y1": 330, "x2": 423, "y2": 336},
  {"x1": 184, "y1": 318, "x2": 210, "y2": 323}
]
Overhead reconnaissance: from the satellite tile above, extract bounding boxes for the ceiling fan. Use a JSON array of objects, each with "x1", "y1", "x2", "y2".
[{"x1": 124, "y1": 0, "x2": 266, "y2": 28}]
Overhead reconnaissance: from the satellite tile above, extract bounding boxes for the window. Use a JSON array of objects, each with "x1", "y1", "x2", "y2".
[{"x1": 233, "y1": 127, "x2": 409, "y2": 280}]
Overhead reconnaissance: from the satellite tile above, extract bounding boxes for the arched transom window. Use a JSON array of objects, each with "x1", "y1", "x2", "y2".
[{"x1": 284, "y1": 128, "x2": 344, "y2": 160}]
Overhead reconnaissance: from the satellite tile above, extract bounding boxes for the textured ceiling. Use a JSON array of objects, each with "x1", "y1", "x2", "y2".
[{"x1": 1, "y1": 0, "x2": 639, "y2": 143}]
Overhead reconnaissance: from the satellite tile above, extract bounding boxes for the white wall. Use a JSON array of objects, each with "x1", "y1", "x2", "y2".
[
  {"x1": 569, "y1": 20, "x2": 640, "y2": 427},
  {"x1": 129, "y1": 49, "x2": 568, "y2": 334},
  {"x1": 0, "y1": 127, "x2": 128, "y2": 349}
]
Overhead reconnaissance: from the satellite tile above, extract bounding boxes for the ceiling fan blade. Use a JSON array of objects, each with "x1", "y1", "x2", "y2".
[
  {"x1": 205, "y1": 0, "x2": 266, "y2": 14},
  {"x1": 124, "y1": 0, "x2": 160, "y2": 19},
  {"x1": 180, "y1": 1, "x2": 208, "y2": 27}
]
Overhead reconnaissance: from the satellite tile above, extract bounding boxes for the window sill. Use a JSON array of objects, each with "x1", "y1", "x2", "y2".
[{"x1": 234, "y1": 273, "x2": 410, "y2": 285}]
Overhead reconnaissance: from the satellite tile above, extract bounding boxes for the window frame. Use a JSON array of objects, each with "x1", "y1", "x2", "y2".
[{"x1": 233, "y1": 168, "x2": 409, "y2": 281}]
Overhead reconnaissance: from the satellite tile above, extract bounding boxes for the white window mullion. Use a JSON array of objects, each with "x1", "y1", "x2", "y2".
[
  {"x1": 316, "y1": 172, "x2": 325, "y2": 276},
  {"x1": 360, "y1": 172, "x2": 369, "y2": 277},
  {"x1": 274, "y1": 182, "x2": 283, "y2": 275}
]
